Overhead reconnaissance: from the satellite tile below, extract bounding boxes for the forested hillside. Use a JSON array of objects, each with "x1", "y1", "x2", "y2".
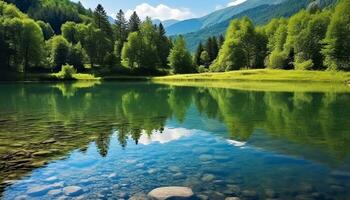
[
  {"x1": 206, "y1": 0, "x2": 349, "y2": 72},
  {"x1": 184, "y1": 0, "x2": 337, "y2": 51},
  {"x1": 0, "y1": 0, "x2": 349, "y2": 81},
  {"x1": 166, "y1": 0, "x2": 285, "y2": 36},
  {"x1": 3, "y1": 0, "x2": 92, "y2": 33}
]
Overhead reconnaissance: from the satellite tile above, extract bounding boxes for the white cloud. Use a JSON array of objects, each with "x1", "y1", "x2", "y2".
[
  {"x1": 125, "y1": 3, "x2": 194, "y2": 21},
  {"x1": 137, "y1": 127, "x2": 193, "y2": 145},
  {"x1": 227, "y1": 0, "x2": 248, "y2": 7}
]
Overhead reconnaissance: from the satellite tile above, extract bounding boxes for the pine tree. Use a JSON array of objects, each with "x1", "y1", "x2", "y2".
[
  {"x1": 93, "y1": 4, "x2": 113, "y2": 36},
  {"x1": 115, "y1": 9, "x2": 128, "y2": 42},
  {"x1": 157, "y1": 23, "x2": 171, "y2": 68},
  {"x1": 129, "y1": 11, "x2": 141, "y2": 32},
  {"x1": 218, "y1": 35, "x2": 225, "y2": 48},
  {"x1": 211, "y1": 36, "x2": 219, "y2": 61},
  {"x1": 194, "y1": 42, "x2": 204, "y2": 66}
]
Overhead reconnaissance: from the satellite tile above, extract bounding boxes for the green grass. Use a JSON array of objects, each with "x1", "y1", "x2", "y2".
[
  {"x1": 153, "y1": 69, "x2": 350, "y2": 83},
  {"x1": 72, "y1": 73, "x2": 101, "y2": 80},
  {"x1": 152, "y1": 69, "x2": 350, "y2": 93},
  {"x1": 50, "y1": 73, "x2": 101, "y2": 81}
]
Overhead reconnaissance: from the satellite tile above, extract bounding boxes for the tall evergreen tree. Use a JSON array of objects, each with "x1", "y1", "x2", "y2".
[
  {"x1": 115, "y1": 9, "x2": 128, "y2": 42},
  {"x1": 129, "y1": 11, "x2": 141, "y2": 32},
  {"x1": 211, "y1": 36, "x2": 219, "y2": 61},
  {"x1": 194, "y1": 42, "x2": 204, "y2": 66},
  {"x1": 114, "y1": 9, "x2": 129, "y2": 61},
  {"x1": 156, "y1": 23, "x2": 171, "y2": 68},
  {"x1": 93, "y1": 4, "x2": 113, "y2": 37},
  {"x1": 218, "y1": 35, "x2": 225, "y2": 48}
]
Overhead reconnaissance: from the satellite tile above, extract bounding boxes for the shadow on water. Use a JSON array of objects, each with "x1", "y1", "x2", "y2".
[{"x1": 0, "y1": 82, "x2": 349, "y2": 199}]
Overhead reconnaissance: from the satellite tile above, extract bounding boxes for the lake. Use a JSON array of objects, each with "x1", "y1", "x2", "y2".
[{"x1": 0, "y1": 82, "x2": 350, "y2": 200}]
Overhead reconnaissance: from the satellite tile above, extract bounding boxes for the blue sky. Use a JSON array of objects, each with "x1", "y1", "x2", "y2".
[{"x1": 72, "y1": 0, "x2": 247, "y2": 20}]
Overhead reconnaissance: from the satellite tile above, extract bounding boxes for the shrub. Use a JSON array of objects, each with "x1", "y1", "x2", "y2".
[
  {"x1": 295, "y1": 59, "x2": 314, "y2": 70},
  {"x1": 268, "y1": 51, "x2": 288, "y2": 69},
  {"x1": 54, "y1": 64, "x2": 77, "y2": 79},
  {"x1": 198, "y1": 65, "x2": 209, "y2": 73}
]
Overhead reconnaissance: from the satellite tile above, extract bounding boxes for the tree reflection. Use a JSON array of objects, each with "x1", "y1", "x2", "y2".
[{"x1": 0, "y1": 82, "x2": 350, "y2": 184}]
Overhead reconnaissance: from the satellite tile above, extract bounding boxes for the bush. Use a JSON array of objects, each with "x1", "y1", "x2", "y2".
[
  {"x1": 295, "y1": 59, "x2": 314, "y2": 70},
  {"x1": 53, "y1": 64, "x2": 77, "y2": 79},
  {"x1": 268, "y1": 51, "x2": 288, "y2": 69},
  {"x1": 198, "y1": 65, "x2": 209, "y2": 73}
]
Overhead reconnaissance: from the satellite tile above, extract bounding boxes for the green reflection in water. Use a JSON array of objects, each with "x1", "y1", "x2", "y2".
[{"x1": 0, "y1": 82, "x2": 349, "y2": 191}]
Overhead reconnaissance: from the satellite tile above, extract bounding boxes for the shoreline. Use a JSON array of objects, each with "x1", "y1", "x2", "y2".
[{"x1": 1, "y1": 69, "x2": 350, "y2": 84}]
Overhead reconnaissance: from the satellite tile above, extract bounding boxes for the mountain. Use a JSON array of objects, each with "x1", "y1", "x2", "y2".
[
  {"x1": 183, "y1": 0, "x2": 337, "y2": 51},
  {"x1": 108, "y1": 16, "x2": 115, "y2": 24},
  {"x1": 166, "y1": 19, "x2": 203, "y2": 35},
  {"x1": 166, "y1": 0, "x2": 286, "y2": 36},
  {"x1": 162, "y1": 19, "x2": 179, "y2": 28},
  {"x1": 152, "y1": 19, "x2": 179, "y2": 28}
]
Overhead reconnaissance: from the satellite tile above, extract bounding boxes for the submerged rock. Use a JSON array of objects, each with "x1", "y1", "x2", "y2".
[
  {"x1": 242, "y1": 190, "x2": 257, "y2": 199},
  {"x1": 225, "y1": 197, "x2": 240, "y2": 200},
  {"x1": 63, "y1": 186, "x2": 83, "y2": 196},
  {"x1": 169, "y1": 166, "x2": 181, "y2": 173},
  {"x1": 148, "y1": 186, "x2": 194, "y2": 200},
  {"x1": 129, "y1": 192, "x2": 148, "y2": 200},
  {"x1": 48, "y1": 189, "x2": 63, "y2": 196},
  {"x1": 265, "y1": 189, "x2": 277, "y2": 198},
  {"x1": 199, "y1": 154, "x2": 214, "y2": 162},
  {"x1": 27, "y1": 185, "x2": 51, "y2": 196},
  {"x1": 201, "y1": 174, "x2": 215, "y2": 182}
]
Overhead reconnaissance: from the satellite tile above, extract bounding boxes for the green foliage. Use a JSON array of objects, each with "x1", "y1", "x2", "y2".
[
  {"x1": 268, "y1": 50, "x2": 288, "y2": 69},
  {"x1": 198, "y1": 65, "x2": 209, "y2": 73},
  {"x1": 156, "y1": 23, "x2": 171, "y2": 69},
  {"x1": 211, "y1": 17, "x2": 267, "y2": 72},
  {"x1": 93, "y1": 4, "x2": 112, "y2": 37},
  {"x1": 68, "y1": 43, "x2": 86, "y2": 72},
  {"x1": 194, "y1": 42, "x2": 204, "y2": 66},
  {"x1": 0, "y1": 3, "x2": 45, "y2": 73},
  {"x1": 200, "y1": 51, "x2": 210, "y2": 67},
  {"x1": 122, "y1": 32, "x2": 142, "y2": 68},
  {"x1": 53, "y1": 64, "x2": 77, "y2": 79},
  {"x1": 294, "y1": 59, "x2": 314, "y2": 70},
  {"x1": 62, "y1": 22, "x2": 79, "y2": 44},
  {"x1": 168, "y1": 36, "x2": 194, "y2": 74},
  {"x1": 37, "y1": 20, "x2": 54, "y2": 40},
  {"x1": 129, "y1": 11, "x2": 141, "y2": 32},
  {"x1": 47, "y1": 36, "x2": 70, "y2": 70},
  {"x1": 322, "y1": 0, "x2": 350, "y2": 71},
  {"x1": 28, "y1": 0, "x2": 83, "y2": 33}
]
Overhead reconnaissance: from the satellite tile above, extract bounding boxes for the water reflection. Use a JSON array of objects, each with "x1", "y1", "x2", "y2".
[{"x1": 0, "y1": 82, "x2": 349, "y2": 199}]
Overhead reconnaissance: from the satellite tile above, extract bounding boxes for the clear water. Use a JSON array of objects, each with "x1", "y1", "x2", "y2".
[{"x1": 0, "y1": 82, "x2": 350, "y2": 200}]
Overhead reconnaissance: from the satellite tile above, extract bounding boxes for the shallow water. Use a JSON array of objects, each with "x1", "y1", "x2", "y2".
[{"x1": 0, "y1": 82, "x2": 350, "y2": 200}]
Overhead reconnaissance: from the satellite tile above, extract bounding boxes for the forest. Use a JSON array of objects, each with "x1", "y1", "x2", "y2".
[{"x1": 0, "y1": 0, "x2": 349, "y2": 80}]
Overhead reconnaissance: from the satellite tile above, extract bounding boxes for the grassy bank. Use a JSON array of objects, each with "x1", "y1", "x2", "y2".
[{"x1": 152, "y1": 69, "x2": 350, "y2": 83}]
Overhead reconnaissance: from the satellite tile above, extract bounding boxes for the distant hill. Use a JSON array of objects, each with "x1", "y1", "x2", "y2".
[
  {"x1": 166, "y1": 18, "x2": 203, "y2": 35},
  {"x1": 183, "y1": 0, "x2": 337, "y2": 51},
  {"x1": 166, "y1": 0, "x2": 286, "y2": 36},
  {"x1": 152, "y1": 19, "x2": 179, "y2": 28},
  {"x1": 4, "y1": 0, "x2": 92, "y2": 33}
]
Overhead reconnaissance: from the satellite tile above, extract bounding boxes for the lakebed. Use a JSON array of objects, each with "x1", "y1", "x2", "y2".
[{"x1": 0, "y1": 81, "x2": 349, "y2": 200}]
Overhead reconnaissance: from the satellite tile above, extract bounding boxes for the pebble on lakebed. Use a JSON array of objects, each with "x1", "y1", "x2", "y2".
[
  {"x1": 63, "y1": 186, "x2": 83, "y2": 196},
  {"x1": 148, "y1": 186, "x2": 194, "y2": 200}
]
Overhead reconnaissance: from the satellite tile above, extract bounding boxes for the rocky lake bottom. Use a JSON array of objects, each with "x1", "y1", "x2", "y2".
[{"x1": 0, "y1": 82, "x2": 349, "y2": 200}]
